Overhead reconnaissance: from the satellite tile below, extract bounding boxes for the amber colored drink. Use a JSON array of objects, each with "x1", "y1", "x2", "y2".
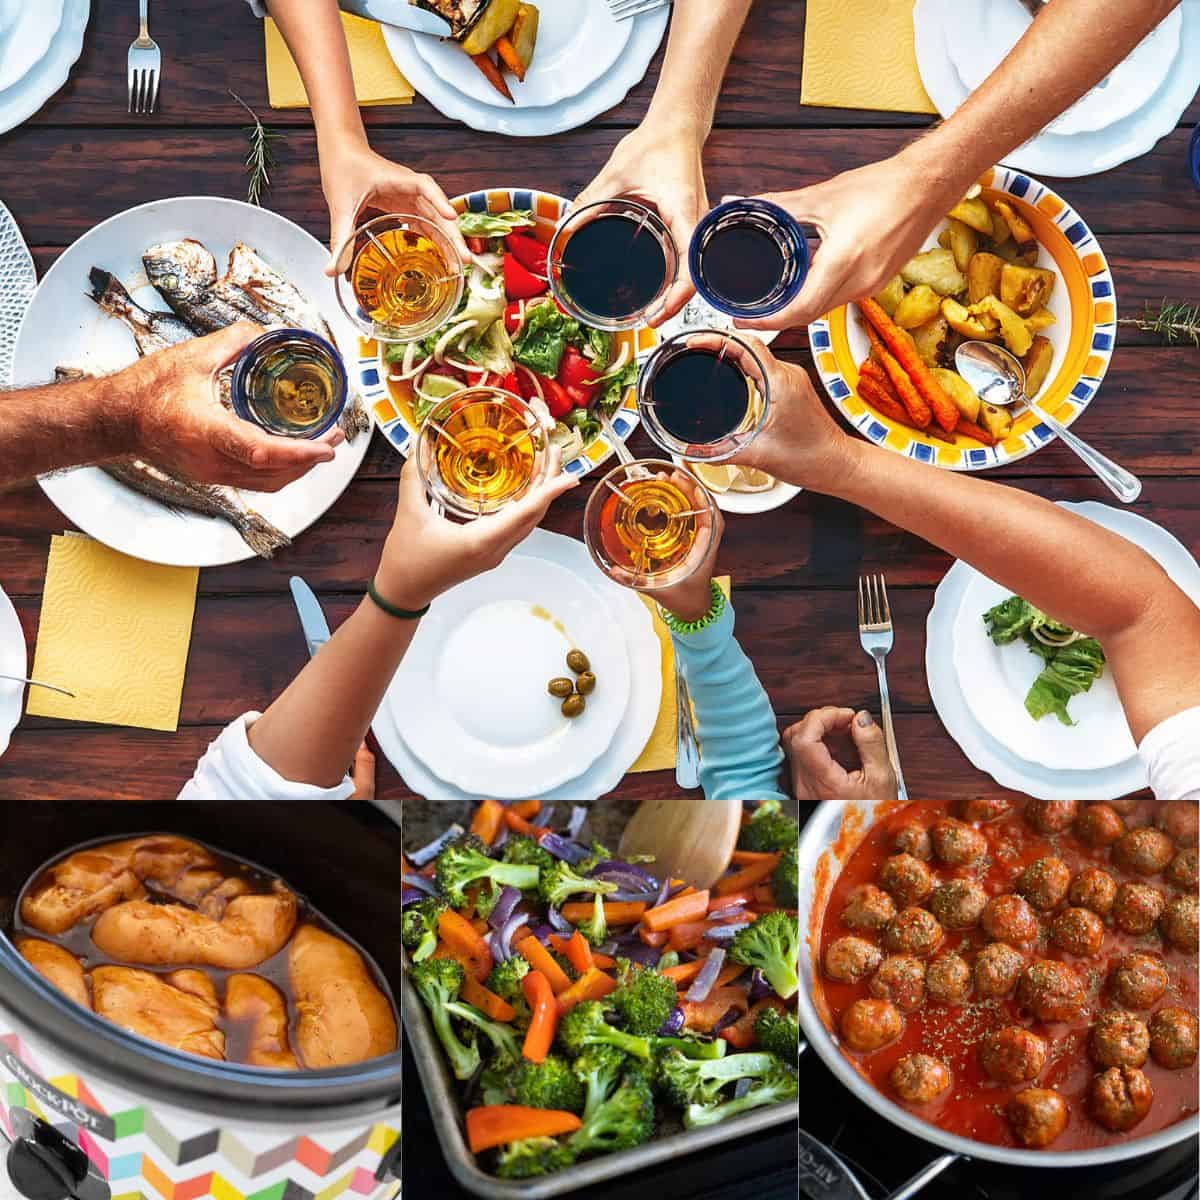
[
  {"x1": 432, "y1": 402, "x2": 540, "y2": 511},
  {"x1": 597, "y1": 475, "x2": 698, "y2": 581},
  {"x1": 352, "y1": 227, "x2": 456, "y2": 332}
]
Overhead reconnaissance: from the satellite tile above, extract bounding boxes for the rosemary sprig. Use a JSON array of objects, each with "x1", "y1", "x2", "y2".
[
  {"x1": 230, "y1": 90, "x2": 284, "y2": 207},
  {"x1": 1118, "y1": 300, "x2": 1200, "y2": 348}
]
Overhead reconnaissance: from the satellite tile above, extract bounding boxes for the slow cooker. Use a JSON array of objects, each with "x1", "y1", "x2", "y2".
[{"x1": 0, "y1": 803, "x2": 402, "y2": 1200}]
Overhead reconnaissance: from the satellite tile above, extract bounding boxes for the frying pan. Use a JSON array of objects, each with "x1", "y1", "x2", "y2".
[{"x1": 795, "y1": 801, "x2": 1199, "y2": 1197}]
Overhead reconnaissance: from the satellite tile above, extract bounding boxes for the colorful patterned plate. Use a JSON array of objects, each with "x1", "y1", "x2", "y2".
[
  {"x1": 356, "y1": 187, "x2": 659, "y2": 480},
  {"x1": 809, "y1": 166, "x2": 1116, "y2": 471}
]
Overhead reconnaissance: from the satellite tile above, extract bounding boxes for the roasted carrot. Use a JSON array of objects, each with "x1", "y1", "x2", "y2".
[
  {"x1": 462, "y1": 975, "x2": 517, "y2": 1023},
  {"x1": 516, "y1": 935, "x2": 573, "y2": 995},
  {"x1": 857, "y1": 364, "x2": 916, "y2": 428},
  {"x1": 469, "y1": 799, "x2": 506, "y2": 846},
  {"x1": 714, "y1": 856, "x2": 780, "y2": 896},
  {"x1": 862, "y1": 322, "x2": 932, "y2": 429},
  {"x1": 667, "y1": 920, "x2": 712, "y2": 952},
  {"x1": 503, "y1": 809, "x2": 538, "y2": 837},
  {"x1": 556, "y1": 967, "x2": 618, "y2": 1016},
  {"x1": 470, "y1": 917, "x2": 490, "y2": 935},
  {"x1": 956, "y1": 417, "x2": 998, "y2": 446},
  {"x1": 509, "y1": 800, "x2": 541, "y2": 820},
  {"x1": 466, "y1": 1105, "x2": 580, "y2": 1154},
  {"x1": 592, "y1": 952, "x2": 616, "y2": 969},
  {"x1": 661, "y1": 959, "x2": 708, "y2": 986},
  {"x1": 438, "y1": 910, "x2": 493, "y2": 981},
  {"x1": 718, "y1": 1012, "x2": 757, "y2": 1049},
  {"x1": 681, "y1": 986, "x2": 749, "y2": 1033},
  {"x1": 561, "y1": 900, "x2": 647, "y2": 925},
  {"x1": 495, "y1": 35, "x2": 526, "y2": 81},
  {"x1": 708, "y1": 889, "x2": 757, "y2": 913},
  {"x1": 521, "y1": 971, "x2": 559, "y2": 1063},
  {"x1": 861, "y1": 297, "x2": 958, "y2": 433},
  {"x1": 752, "y1": 884, "x2": 778, "y2": 908},
  {"x1": 638, "y1": 926, "x2": 670, "y2": 948},
  {"x1": 716, "y1": 961, "x2": 748, "y2": 988},
  {"x1": 564, "y1": 929, "x2": 594, "y2": 974},
  {"x1": 730, "y1": 850, "x2": 783, "y2": 865},
  {"x1": 470, "y1": 52, "x2": 514, "y2": 102},
  {"x1": 643, "y1": 889, "x2": 710, "y2": 932}
]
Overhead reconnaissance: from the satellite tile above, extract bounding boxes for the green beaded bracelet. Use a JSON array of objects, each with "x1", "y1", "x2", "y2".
[
  {"x1": 658, "y1": 580, "x2": 726, "y2": 635},
  {"x1": 368, "y1": 578, "x2": 430, "y2": 621}
]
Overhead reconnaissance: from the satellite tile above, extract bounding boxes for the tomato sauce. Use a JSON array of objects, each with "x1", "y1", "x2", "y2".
[{"x1": 816, "y1": 801, "x2": 1199, "y2": 1151}]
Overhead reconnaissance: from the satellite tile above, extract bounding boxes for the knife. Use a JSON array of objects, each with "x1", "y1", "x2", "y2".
[
  {"x1": 290, "y1": 576, "x2": 332, "y2": 659},
  {"x1": 337, "y1": 0, "x2": 455, "y2": 37}
]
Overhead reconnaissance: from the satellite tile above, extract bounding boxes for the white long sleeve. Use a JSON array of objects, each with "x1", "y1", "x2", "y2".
[{"x1": 1138, "y1": 706, "x2": 1200, "y2": 801}]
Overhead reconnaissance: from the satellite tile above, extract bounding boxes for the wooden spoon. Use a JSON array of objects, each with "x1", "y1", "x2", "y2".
[{"x1": 617, "y1": 799, "x2": 742, "y2": 890}]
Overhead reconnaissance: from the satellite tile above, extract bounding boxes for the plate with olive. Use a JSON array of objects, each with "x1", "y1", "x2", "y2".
[{"x1": 381, "y1": 554, "x2": 632, "y2": 798}]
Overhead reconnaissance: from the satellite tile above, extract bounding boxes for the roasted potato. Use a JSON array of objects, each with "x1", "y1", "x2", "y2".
[
  {"x1": 946, "y1": 196, "x2": 993, "y2": 235},
  {"x1": 874, "y1": 274, "x2": 907, "y2": 317},
  {"x1": 901, "y1": 248, "x2": 966, "y2": 297},
  {"x1": 991, "y1": 199, "x2": 1035, "y2": 246},
  {"x1": 509, "y1": 3, "x2": 539, "y2": 71},
  {"x1": 910, "y1": 315, "x2": 950, "y2": 367},
  {"x1": 970, "y1": 295, "x2": 1033, "y2": 357},
  {"x1": 1022, "y1": 335, "x2": 1054, "y2": 396},
  {"x1": 462, "y1": 0, "x2": 521, "y2": 55},
  {"x1": 978, "y1": 401, "x2": 1013, "y2": 441},
  {"x1": 1000, "y1": 264, "x2": 1055, "y2": 316},
  {"x1": 930, "y1": 367, "x2": 981, "y2": 423},
  {"x1": 943, "y1": 297, "x2": 998, "y2": 340},
  {"x1": 1025, "y1": 307, "x2": 1056, "y2": 334},
  {"x1": 894, "y1": 284, "x2": 942, "y2": 330},
  {"x1": 946, "y1": 219, "x2": 980, "y2": 274},
  {"x1": 989, "y1": 204, "x2": 1013, "y2": 246},
  {"x1": 967, "y1": 252, "x2": 1006, "y2": 305}
]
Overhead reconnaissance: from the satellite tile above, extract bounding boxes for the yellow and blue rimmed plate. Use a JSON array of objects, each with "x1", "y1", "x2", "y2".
[
  {"x1": 355, "y1": 187, "x2": 660, "y2": 480},
  {"x1": 809, "y1": 166, "x2": 1116, "y2": 471}
]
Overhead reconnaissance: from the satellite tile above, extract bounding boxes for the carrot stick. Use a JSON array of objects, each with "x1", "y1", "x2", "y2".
[
  {"x1": 495, "y1": 35, "x2": 526, "y2": 81},
  {"x1": 555, "y1": 967, "x2": 618, "y2": 1016},
  {"x1": 466, "y1": 1105, "x2": 580, "y2": 1154},
  {"x1": 661, "y1": 960, "x2": 707, "y2": 986},
  {"x1": 681, "y1": 986, "x2": 749, "y2": 1033},
  {"x1": 462, "y1": 975, "x2": 517, "y2": 1023},
  {"x1": 564, "y1": 930, "x2": 594, "y2": 974},
  {"x1": 956, "y1": 417, "x2": 998, "y2": 446},
  {"x1": 469, "y1": 52, "x2": 514, "y2": 102},
  {"x1": 714, "y1": 856, "x2": 780, "y2": 896},
  {"x1": 509, "y1": 800, "x2": 541, "y2": 820},
  {"x1": 668, "y1": 920, "x2": 712, "y2": 952},
  {"x1": 716, "y1": 962, "x2": 748, "y2": 987},
  {"x1": 857, "y1": 376, "x2": 914, "y2": 427},
  {"x1": 561, "y1": 900, "x2": 647, "y2": 925},
  {"x1": 520, "y1": 971, "x2": 559, "y2": 1064},
  {"x1": 643, "y1": 889, "x2": 710, "y2": 932},
  {"x1": 752, "y1": 884, "x2": 778, "y2": 908},
  {"x1": 730, "y1": 850, "x2": 783, "y2": 866},
  {"x1": 470, "y1": 917, "x2": 489, "y2": 935},
  {"x1": 516, "y1": 935, "x2": 573, "y2": 995},
  {"x1": 438, "y1": 910, "x2": 494, "y2": 981},
  {"x1": 503, "y1": 809, "x2": 538, "y2": 837},
  {"x1": 862, "y1": 322, "x2": 932, "y2": 429},
  {"x1": 861, "y1": 297, "x2": 958, "y2": 433},
  {"x1": 708, "y1": 889, "x2": 757, "y2": 913},
  {"x1": 469, "y1": 799, "x2": 505, "y2": 845},
  {"x1": 638, "y1": 926, "x2": 670, "y2": 948}
]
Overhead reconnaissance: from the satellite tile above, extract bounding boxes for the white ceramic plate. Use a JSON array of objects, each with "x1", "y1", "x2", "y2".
[
  {"x1": 926, "y1": 500, "x2": 1200, "y2": 799},
  {"x1": 914, "y1": 0, "x2": 1200, "y2": 178},
  {"x1": 372, "y1": 527, "x2": 662, "y2": 800},
  {"x1": 667, "y1": 455, "x2": 802, "y2": 517},
  {"x1": 385, "y1": 554, "x2": 633, "y2": 798},
  {"x1": 411, "y1": 0, "x2": 631, "y2": 109},
  {"x1": 0, "y1": 0, "x2": 86, "y2": 136},
  {"x1": 13, "y1": 197, "x2": 371, "y2": 568},
  {"x1": 0, "y1": 581, "x2": 25, "y2": 759},
  {"x1": 0, "y1": 0, "x2": 63, "y2": 93},
  {"x1": 382, "y1": 6, "x2": 669, "y2": 136}
]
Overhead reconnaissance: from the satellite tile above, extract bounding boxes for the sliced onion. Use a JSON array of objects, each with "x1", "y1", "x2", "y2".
[
  {"x1": 485, "y1": 929, "x2": 504, "y2": 963},
  {"x1": 568, "y1": 805, "x2": 588, "y2": 839},
  {"x1": 540, "y1": 833, "x2": 589, "y2": 864},
  {"x1": 547, "y1": 904, "x2": 573, "y2": 935},
  {"x1": 686, "y1": 948, "x2": 726, "y2": 1003},
  {"x1": 608, "y1": 888, "x2": 661, "y2": 902},
  {"x1": 616, "y1": 941, "x2": 661, "y2": 968},
  {"x1": 492, "y1": 825, "x2": 510, "y2": 851},
  {"x1": 528, "y1": 923, "x2": 556, "y2": 945},
  {"x1": 401, "y1": 887, "x2": 425, "y2": 908},
  {"x1": 748, "y1": 969, "x2": 774, "y2": 1002},
  {"x1": 401, "y1": 873, "x2": 437, "y2": 896},
  {"x1": 488, "y1": 886, "x2": 523, "y2": 932},
  {"x1": 597, "y1": 940, "x2": 621, "y2": 956},
  {"x1": 711, "y1": 1006, "x2": 743, "y2": 1035},
  {"x1": 497, "y1": 906, "x2": 530, "y2": 960},
  {"x1": 591, "y1": 862, "x2": 659, "y2": 891},
  {"x1": 656, "y1": 1006, "x2": 686, "y2": 1037},
  {"x1": 409, "y1": 824, "x2": 464, "y2": 867},
  {"x1": 704, "y1": 921, "x2": 752, "y2": 943},
  {"x1": 708, "y1": 901, "x2": 748, "y2": 922},
  {"x1": 532, "y1": 804, "x2": 556, "y2": 828},
  {"x1": 733, "y1": 1078, "x2": 753, "y2": 1100},
  {"x1": 434, "y1": 319, "x2": 476, "y2": 362},
  {"x1": 654, "y1": 877, "x2": 671, "y2": 908}
]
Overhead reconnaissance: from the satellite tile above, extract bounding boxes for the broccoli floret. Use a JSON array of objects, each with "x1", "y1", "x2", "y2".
[
  {"x1": 401, "y1": 896, "x2": 447, "y2": 962},
  {"x1": 474, "y1": 879, "x2": 501, "y2": 921},
  {"x1": 658, "y1": 1050, "x2": 778, "y2": 1109},
  {"x1": 567, "y1": 1070, "x2": 655, "y2": 1157},
  {"x1": 609, "y1": 960, "x2": 677, "y2": 1036},
  {"x1": 755, "y1": 1008, "x2": 800, "y2": 1062},
  {"x1": 479, "y1": 1053, "x2": 515, "y2": 1106},
  {"x1": 494, "y1": 1136, "x2": 577, "y2": 1179},
  {"x1": 557, "y1": 1001, "x2": 652, "y2": 1061},
  {"x1": 773, "y1": 843, "x2": 799, "y2": 909},
  {"x1": 729, "y1": 911, "x2": 799, "y2": 1000},
  {"x1": 444, "y1": 997, "x2": 522, "y2": 1064},
  {"x1": 538, "y1": 861, "x2": 618, "y2": 910},
  {"x1": 485, "y1": 955, "x2": 531, "y2": 1004},
  {"x1": 576, "y1": 840, "x2": 614, "y2": 876},
  {"x1": 410, "y1": 959, "x2": 480, "y2": 1080},
  {"x1": 502, "y1": 835, "x2": 554, "y2": 872},
  {"x1": 650, "y1": 1034, "x2": 727, "y2": 1061},
  {"x1": 683, "y1": 1061, "x2": 798, "y2": 1129},
  {"x1": 513, "y1": 1054, "x2": 586, "y2": 1113},
  {"x1": 737, "y1": 801, "x2": 799, "y2": 855},
  {"x1": 578, "y1": 891, "x2": 607, "y2": 947},
  {"x1": 436, "y1": 835, "x2": 541, "y2": 907},
  {"x1": 572, "y1": 1045, "x2": 629, "y2": 1120},
  {"x1": 657, "y1": 950, "x2": 680, "y2": 971}
]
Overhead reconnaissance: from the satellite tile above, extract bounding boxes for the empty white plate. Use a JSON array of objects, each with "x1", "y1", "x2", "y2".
[{"x1": 0, "y1": 0, "x2": 63, "y2": 93}]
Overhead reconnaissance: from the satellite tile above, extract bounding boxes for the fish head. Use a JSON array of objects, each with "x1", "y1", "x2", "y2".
[{"x1": 143, "y1": 239, "x2": 218, "y2": 302}]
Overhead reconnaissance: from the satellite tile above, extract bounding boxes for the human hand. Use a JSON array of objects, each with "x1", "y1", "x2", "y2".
[
  {"x1": 125, "y1": 322, "x2": 341, "y2": 491},
  {"x1": 575, "y1": 123, "x2": 709, "y2": 324},
  {"x1": 322, "y1": 143, "x2": 469, "y2": 276},
  {"x1": 641, "y1": 472, "x2": 725, "y2": 621},
  {"x1": 375, "y1": 446, "x2": 577, "y2": 611},
  {"x1": 348, "y1": 742, "x2": 376, "y2": 800},
  {"x1": 783, "y1": 707, "x2": 897, "y2": 801}
]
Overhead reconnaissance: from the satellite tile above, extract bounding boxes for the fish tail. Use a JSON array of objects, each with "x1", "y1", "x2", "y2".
[
  {"x1": 237, "y1": 509, "x2": 291, "y2": 559},
  {"x1": 338, "y1": 394, "x2": 372, "y2": 443}
]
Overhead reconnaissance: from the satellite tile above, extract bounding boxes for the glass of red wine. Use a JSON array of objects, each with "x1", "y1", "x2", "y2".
[
  {"x1": 548, "y1": 199, "x2": 678, "y2": 330},
  {"x1": 689, "y1": 198, "x2": 809, "y2": 320},
  {"x1": 637, "y1": 330, "x2": 770, "y2": 463}
]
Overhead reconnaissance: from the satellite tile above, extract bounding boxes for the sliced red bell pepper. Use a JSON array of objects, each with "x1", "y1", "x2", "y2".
[
  {"x1": 499, "y1": 372, "x2": 522, "y2": 397},
  {"x1": 465, "y1": 235, "x2": 489, "y2": 255},
  {"x1": 557, "y1": 346, "x2": 599, "y2": 393},
  {"x1": 504, "y1": 254, "x2": 548, "y2": 301},
  {"x1": 507, "y1": 232, "x2": 549, "y2": 277},
  {"x1": 541, "y1": 377, "x2": 573, "y2": 419},
  {"x1": 503, "y1": 300, "x2": 525, "y2": 335}
]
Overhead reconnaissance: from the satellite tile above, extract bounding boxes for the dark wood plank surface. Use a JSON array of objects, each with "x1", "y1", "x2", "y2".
[{"x1": 1, "y1": 0, "x2": 1197, "y2": 800}]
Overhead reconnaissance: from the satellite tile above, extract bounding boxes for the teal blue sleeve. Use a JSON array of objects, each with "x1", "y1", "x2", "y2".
[{"x1": 670, "y1": 600, "x2": 787, "y2": 802}]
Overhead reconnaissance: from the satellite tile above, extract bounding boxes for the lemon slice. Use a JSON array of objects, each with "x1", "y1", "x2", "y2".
[
  {"x1": 691, "y1": 463, "x2": 739, "y2": 493},
  {"x1": 730, "y1": 467, "x2": 776, "y2": 493}
]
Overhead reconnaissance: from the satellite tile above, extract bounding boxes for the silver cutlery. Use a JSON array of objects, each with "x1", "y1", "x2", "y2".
[
  {"x1": 127, "y1": 0, "x2": 161, "y2": 116},
  {"x1": 606, "y1": 0, "x2": 672, "y2": 21},
  {"x1": 0, "y1": 674, "x2": 76, "y2": 698},
  {"x1": 857, "y1": 573, "x2": 907, "y2": 800},
  {"x1": 673, "y1": 659, "x2": 701, "y2": 790}
]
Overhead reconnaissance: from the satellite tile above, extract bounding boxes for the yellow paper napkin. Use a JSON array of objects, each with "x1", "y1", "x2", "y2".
[
  {"x1": 265, "y1": 14, "x2": 415, "y2": 109},
  {"x1": 26, "y1": 535, "x2": 199, "y2": 733},
  {"x1": 801, "y1": 0, "x2": 936, "y2": 115},
  {"x1": 629, "y1": 577, "x2": 731, "y2": 775}
]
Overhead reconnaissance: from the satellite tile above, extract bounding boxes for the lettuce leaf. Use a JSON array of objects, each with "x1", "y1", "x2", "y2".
[
  {"x1": 599, "y1": 359, "x2": 639, "y2": 414},
  {"x1": 1024, "y1": 637, "x2": 1105, "y2": 725},
  {"x1": 983, "y1": 595, "x2": 1037, "y2": 644},
  {"x1": 457, "y1": 209, "x2": 536, "y2": 238},
  {"x1": 513, "y1": 301, "x2": 572, "y2": 377}
]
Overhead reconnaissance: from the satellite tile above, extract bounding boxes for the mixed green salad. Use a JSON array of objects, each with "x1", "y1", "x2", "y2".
[
  {"x1": 984, "y1": 595, "x2": 1106, "y2": 725},
  {"x1": 385, "y1": 209, "x2": 640, "y2": 463}
]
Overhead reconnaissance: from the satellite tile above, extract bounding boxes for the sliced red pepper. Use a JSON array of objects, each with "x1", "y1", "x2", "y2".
[
  {"x1": 565, "y1": 385, "x2": 593, "y2": 409},
  {"x1": 499, "y1": 371, "x2": 522, "y2": 397},
  {"x1": 507, "y1": 232, "x2": 549, "y2": 277},
  {"x1": 503, "y1": 300, "x2": 525, "y2": 335},
  {"x1": 465, "y1": 235, "x2": 489, "y2": 255},
  {"x1": 504, "y1": 254, "x2": 548, "y2": 301},
  {"x1": 557, "y1": 346, "x2": 599, "y2": 393},
  {"x1": 541, "y1": 377, "x2": 573, "y2": 419}
]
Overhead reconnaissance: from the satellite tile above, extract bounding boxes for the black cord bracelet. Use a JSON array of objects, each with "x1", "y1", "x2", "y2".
[{"x1": 368, "y1": 578, "x2": 430, "y2": 621}]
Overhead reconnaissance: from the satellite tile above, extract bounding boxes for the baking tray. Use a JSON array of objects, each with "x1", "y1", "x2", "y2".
[{"x1": 401, "y1": 799, "x2": 800, "y2": 1200}]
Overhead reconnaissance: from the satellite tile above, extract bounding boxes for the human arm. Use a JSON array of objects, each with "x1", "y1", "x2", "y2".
[
  {"x1": 576, "y1": 0, "x2": 753, "y2": 323},
  {"x1": 0, "y1": 323, "x2": 336, "y2": 492},
  {"x1": 743, "y1": 0, "x2": 1181, "y2": 330}
]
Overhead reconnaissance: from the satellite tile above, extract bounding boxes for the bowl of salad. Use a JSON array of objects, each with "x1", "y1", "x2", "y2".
[{"x1": 357, "y1": 188, "x2": 659, "y2": 478}]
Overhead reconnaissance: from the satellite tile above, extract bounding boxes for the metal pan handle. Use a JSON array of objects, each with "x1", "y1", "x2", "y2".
[{"x1": 883, "y1": 1153, "x2": 961, "y2": 1200}]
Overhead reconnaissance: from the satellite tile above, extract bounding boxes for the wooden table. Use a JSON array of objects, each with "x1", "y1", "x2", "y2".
[{"x1": 1, "y1": 1, "x2": 1197, "y2": 800}]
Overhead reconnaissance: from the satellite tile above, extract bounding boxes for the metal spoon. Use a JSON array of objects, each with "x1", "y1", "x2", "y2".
[
  {"x1": 0, "y1": 674, "x2": 76, "y2": 698},
  {"x1": 955, "y1": 340, "x2": 1142, "y2": 503}
]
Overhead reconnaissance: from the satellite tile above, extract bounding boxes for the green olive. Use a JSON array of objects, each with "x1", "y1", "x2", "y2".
[
  {"x1": 566, "y1": 649, "x2": 590, "y2": 675},
  {"x1": 575, "y1": 671, "x2": 596, "y2": 696},
  {"x1": 561, "y1": 694, "x2": 586, "y2": 718},
  {"x1": 548, "y1": 677, "x2": 574, "y2": 698}
]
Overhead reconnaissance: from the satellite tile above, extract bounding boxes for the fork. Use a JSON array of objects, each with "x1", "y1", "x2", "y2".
[
  {"x1": 673, "y1": 658, "x2": 701, "y2": 790},
  {"x1": 127, "y1": 0, "x2": 161, "y2": 116},
  {"x1": 857, "y1": 574, "x2": 907, "y2": 800},
  {"x1": 606, "y1": 0, "x2": 672, "y2": 21}
]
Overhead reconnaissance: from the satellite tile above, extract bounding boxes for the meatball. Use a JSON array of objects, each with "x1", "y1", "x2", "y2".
[
  {"x1": 1110, "y1": 953, "x2": 1169, "y2": 1009},
  {"x1": 879, "y1": 853, "x2": 935, "y2": 905},
  {"x1": 841, "y1": 884, "x2": 897, "y2": 934},
  {"x1": 892, "y1": 824, "x2": 933, "y2": 862},
  {"x1": 1161, "y1": 893, "x2": 1199, "y2": 953},
  {"x1": 981, "y1": 1027, "x2": 1047, "y2": 1083},
  {"x1": 929, "y1": 879, "x2": 988, "y2": 930},
  {"x1": 1008, "y1": 1088, "x2": 1069, "y2": 1148},
  {"x1": 890, "y1": 1053, "x2": 951, "y2": 1104},
  {"x1": 1050, "y1": 907, "x2": 1105, "y2": 957},
  {"x1": 1113, "y1": 883, "x2": 1166, "y2": 935},
  {"x1": 957, "y1": 800, "x2": 1013, "y2": 822},
  {"x1": 1114, "y1": 828, "x2": 1175, "y2": 877},
  {"x1": 1106, "y1": 800, "x2": 1140, "y2": 815},
  {"x1": 1017, "y1": 857, "x2": 1072, "y2": 912},
  {"x1": 930, "y1": 818, "x2": 987, "y2": 867},
  {"x1": 1088, "y1": 1067, "x2": 1153, "y2": 1132},
  {"x1": 884, "y1": 907, "x2": 945, "y2": 958},
  {"x1": 1157, "y1": 800, "x2": 1199, "y2": 848},
  {"x1": 1149, "y1": 1007, "x2": 1199, "y2": 1070},
  {"x1": 1024, "y1": 800, "x2": 1079, "y2": 834},
  {"x1": 927, "y1": 953, "x2": 972, "y2": 1004},
  {"x1": 975, "y1": 943, "x2": 1025, "y2": 998},
  {"x1": 825, "y1": 936, "x2": 883, "y2": 983},
  {"x1": 1167, "y1": 848, "x2": 1199, "y2": 892},
  {"x1": 982, "y1": 894, "x2": 1039, "y2": 946},
  {"x1": 868, "y1": 955, "x2": 927, "y2": 1012},
  {"x1": 1090, "y1": 1010, "x2": 1150, "y2": 1068},
  {"x1": 1069, "y1": 867, "x2": 1118, "y2": 916},
  {"x1": 1075, "y1": 803, "x2": 1127, "y2": 848},
  {"x1": 1018, "y1": 960, "x2": 1086, "y2": 1022},
  {"x1": 840, "y1": 998, "x2": 903, "y2": 1052}
]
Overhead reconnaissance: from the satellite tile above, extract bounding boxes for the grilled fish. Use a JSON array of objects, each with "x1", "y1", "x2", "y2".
[
  {"x1": 142, "y1": 239, "x2": 270, "y2": 332},
  {"x1": 413, "y1": 0, "x2": 488, "y2": 39},
  {"x1": 88, "y1": 268, "x2": 193, "y2": 355}
]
